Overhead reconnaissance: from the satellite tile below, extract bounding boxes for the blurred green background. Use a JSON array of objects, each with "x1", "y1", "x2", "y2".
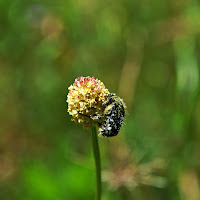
[{"x1": 0, "y1": 0, "x2": 200, "y2": 199}]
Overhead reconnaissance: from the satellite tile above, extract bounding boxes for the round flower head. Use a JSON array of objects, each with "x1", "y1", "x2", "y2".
[{"x1": 67, "y1": 76, "x2": 110, "y2": 129}]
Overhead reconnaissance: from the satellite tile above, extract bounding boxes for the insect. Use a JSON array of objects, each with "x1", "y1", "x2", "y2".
[
  {"x1": 78, "y1": 93, "x2": 126, "y2": 137},
  {"x1": 98, "y1": 93, "x2": 125, "y2": 137}
]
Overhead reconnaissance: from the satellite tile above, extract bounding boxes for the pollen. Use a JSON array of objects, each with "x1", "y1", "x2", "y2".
[{"x1": 67, "y1": 76, "x2": 110, "y2": 129}]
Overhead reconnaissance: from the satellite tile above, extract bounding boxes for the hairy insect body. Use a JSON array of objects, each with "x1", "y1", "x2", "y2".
[
  {"x1": 99, "y1": 93, "x2": 125, "y2": 137},
  {"x1": 78, "y1": 93, "x2": 126, "y2": 137}
]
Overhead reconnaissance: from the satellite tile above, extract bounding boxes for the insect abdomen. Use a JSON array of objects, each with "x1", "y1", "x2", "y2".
[{"x1": 100, "y1": 99, "x2": 125, "y2": 137}]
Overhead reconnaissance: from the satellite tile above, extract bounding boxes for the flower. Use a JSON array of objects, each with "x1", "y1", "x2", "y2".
[
  {"x1": 67, "y1": 76, "x2": 110, "y2": 129},
  {"x1": 103, "y1": 158, "x2": 167, "y2": 190}
]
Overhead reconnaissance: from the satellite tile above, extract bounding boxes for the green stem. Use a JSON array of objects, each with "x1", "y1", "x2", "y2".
[{"x1": 91, "y1": 126, "x2": 102, "y2": 200}]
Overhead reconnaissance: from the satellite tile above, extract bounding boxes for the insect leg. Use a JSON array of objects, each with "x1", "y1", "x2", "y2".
[{"x1": 78, "y1": 112, "x2": 103, "y2": 120}]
